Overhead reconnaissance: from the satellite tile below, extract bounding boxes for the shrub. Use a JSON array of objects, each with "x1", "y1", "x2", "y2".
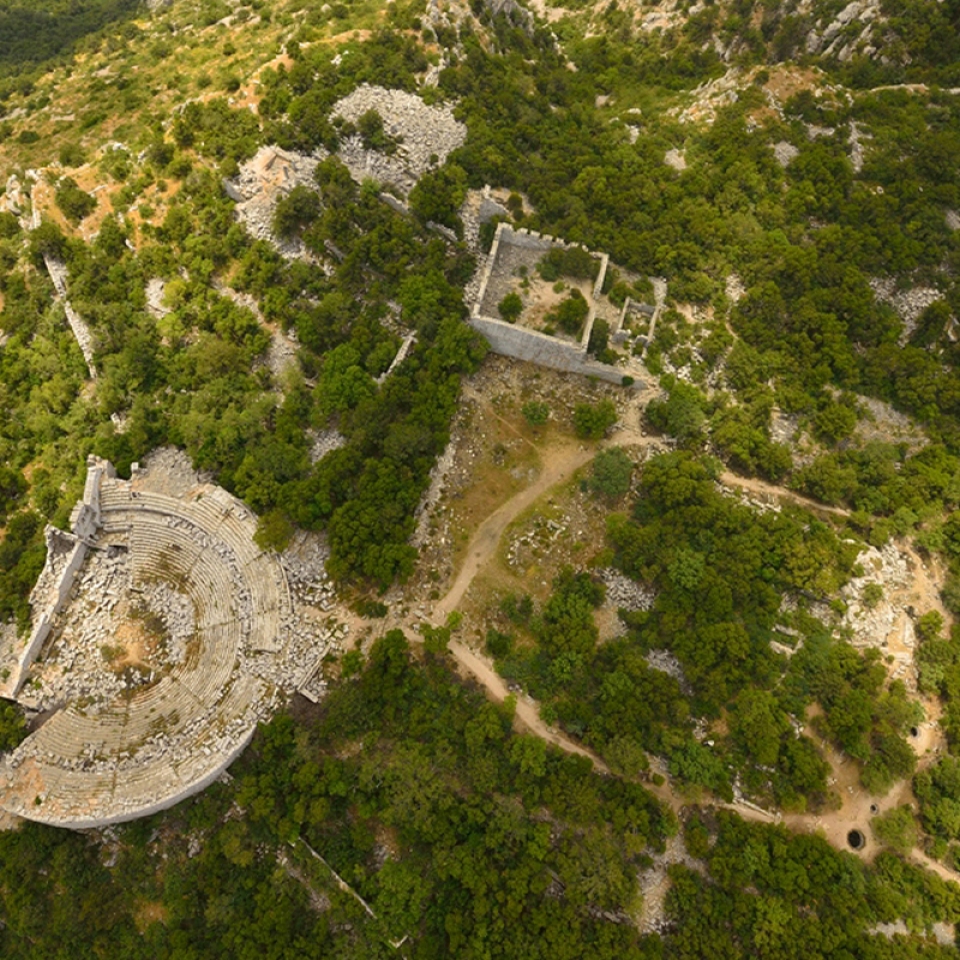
[
  {"x1": 254, "y1": 510, "x2": 294, "y2": 552},
  {"x1": 549, "y1": 289, "x2": 588, "y2": 336},
  {"x1": 54, "y1": 177, "x2": 97, "y2": 224},
  {"x1": 273, "y1": 185, "x2": 321, "y2": 237},
  {"x1": 862, "y1": 583, "x2": 884, "y2": 609},
  {"x1": 498, "y1": 291, "x2": 523, "y2": 323},
  {"x1": 589, "y1": 447, "x2": 633, "y2": 499},
  {"x1": 356, "y1": 108, "x2": 400, "y2": 154},
  {"x1": 521, "y1": 401, "x2": 549, "y2": 426},
  {"x1": 537, "y1": 246, "x2": 598, "y2": 282},
  {"x1": 573, "y1": 400, "x2": 617, "y2": 440},
  {"x1": 871, "y1": 805, "x2": 918, "y2": 854},
  {"x1": 58, "y1": 143, "x2": 86, "y2": 167},
  {"x1": 486, "y1": 629, "x2": 513, "y2": 658}
]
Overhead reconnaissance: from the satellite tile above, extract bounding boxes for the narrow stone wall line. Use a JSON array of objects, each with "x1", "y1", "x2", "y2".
[{"x1": 41, "y1": 254, "x2": 98, "y2": 379}]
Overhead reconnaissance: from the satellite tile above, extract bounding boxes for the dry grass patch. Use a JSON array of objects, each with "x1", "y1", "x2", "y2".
[
  {"x1": 133, "y1": 900, "x2": 168, "y2": 932},
  {"x1": 764, "y1": 64, "x2": 827, "y2": 104}
]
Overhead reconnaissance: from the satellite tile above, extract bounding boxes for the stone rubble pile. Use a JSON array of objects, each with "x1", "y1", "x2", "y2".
[
  {"x1": 504, "y1": 508, "x2": 574, "y2": 570},
  {"x1": 229, "y1": 145, "x2": 325, "y2": 257},
  {"x1": 841, "y1": 542, "x2": 910, "y2": 649},
  {"x1": 331, "y1": 85, "x2": 467, "y2": 196},
  {"x1": 140, "y1": 580, "x2": 195, "y2": 664},
  {"x1": 716, "y1": 482, "x2": 782, "y2": 515},
  {"x1": 637, "y1": 832, "x2": 703, "y2": 934},
  {"x1": 308, "y1": 429, "x2": 347, "y2": 465},
  {"x1": 145, "y1": 278, "x2": 169, "y2": 319},
  {"x1": 772, "y1": 140, "x2": 799, "y2": 168},
  {"x1": 644, "y1": 649, "x2": 690, "y2": 691},
  {"x1": 870, "y1": 277, "x2": 944, "y2": 343},
  {"x1": 664, "y1": 148, "x2": 686, "y2": 171},
  {"x1": 849, "y1": 121, "x2": 869, "y2": 174},
  {"x1": 725, "y1": 272, "x2": 746, "y2": 304},
  {"x1": 19, "y1": 547, "x2": 135, "y2": 713},
  {"x1": 137, "y1": 445, "x2": 213, "y2": 496},
  {"x1": 280, "y1": 531, "x2": 336, "y2": 609},
  {"x1": 597, "y1": 568, "x2": 656, "y2": 612}
]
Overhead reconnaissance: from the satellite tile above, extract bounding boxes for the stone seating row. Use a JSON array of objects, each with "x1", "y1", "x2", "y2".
[
  {"x1": 128, "y1": 522, "x2": 240, "y2": 621},
  {"x1": 100, "y1": 481, "x2": 290, "y2": 612},
  {"x1": 101, "y1": 494, "x2": 290, "y2": 631},
  {"x1": 100, "y1": 489, "x2": 252, "y2": 570},
  {"x1": 125, "y1": 489, "x2": 258, "y2": 564}
]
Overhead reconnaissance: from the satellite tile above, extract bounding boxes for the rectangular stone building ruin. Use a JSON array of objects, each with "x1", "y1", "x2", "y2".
[{"x1": 470, "y1": 223, "x2": 643, "y2": 386}]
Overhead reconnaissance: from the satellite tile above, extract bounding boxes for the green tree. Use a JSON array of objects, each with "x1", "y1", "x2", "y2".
[
  {"x1": 573, "y1": 399, "x2": 617, "y2": 440},
  {"x1": 589, "y1": 447, "x2": 633, "y2": 500},
  {"x1": 646, "y1": 381, "x2": 706, "y2": 445},
  {"x1": 0, "y1": 701, "x2": 26, "y2": 753},
  {"x1": 871, "y1": 804, "x2": 919, "y2": 854},
  {"x1": 813, "y1": 401, "x2": 858, "y2": 445},
  {"x1": 408, "y1": 163, "x2": 467, "y2": 233},
  {"x1": 254, "y1": 509, "x2": 294, "y2": 552},
  {"x1": 356, "y1": 108, "x2": 398, "y2": 153},
  {"x1": 272, "y1": 185, "x2": 321, "y2": 237}
]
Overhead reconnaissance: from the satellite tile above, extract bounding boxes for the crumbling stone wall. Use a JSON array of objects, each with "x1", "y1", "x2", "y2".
[
  {"x1": 0, "y1": 531, "x2": 86, "y2": 698},
  {"x1": 468, "y1": 315, "x2": 629, "y2": 384},
  {"x1": 0, "y1": 456, "x2": 115, "y2": 699}
]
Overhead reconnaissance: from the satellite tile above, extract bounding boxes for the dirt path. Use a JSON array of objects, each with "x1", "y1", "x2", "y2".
[
  {"x1": 383, "y1": 386, "x2": 960, "y2": 885},
  {"x1": 432, "y1": 442, "x2": 593, "y2": 623},
  {"x1": 461, "y1": 384, "x2": 540, "y2": 453},
  {"x1": 448, "y1": 640, "x2": 609, "y2": 769},
  {"x1": 718, "y1": 470, "x2": 851, "y2": 517}
]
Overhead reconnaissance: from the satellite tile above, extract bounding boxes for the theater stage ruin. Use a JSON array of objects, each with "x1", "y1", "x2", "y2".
[{"x1": 0, "y1": 451, "x2": 337, "y2": 829}]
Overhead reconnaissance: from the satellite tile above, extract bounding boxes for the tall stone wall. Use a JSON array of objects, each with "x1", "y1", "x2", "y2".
[
  {"x1": 498, "y1": 227, "x2": 555, "y2": 252},
  {"x1": 0, "y1": 530, "x2": 87, "y2": 699},
  {"x1": 0, "y1": 456, "x2": 115, "y2": 698},
  {"x1": 71, "y1": 456, "x2": 113, "y2": 540},
  {"x1": 42, "y1": 255, "x2": 98, "y2": 379},
  {"x1": 468, "y1": 316, "x2": 631, "y2": 385}
]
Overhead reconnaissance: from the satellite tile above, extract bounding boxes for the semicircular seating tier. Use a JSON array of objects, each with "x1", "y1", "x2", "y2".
[{"x1": 0, "y1": 458, "x2": 294, "y2": 829}]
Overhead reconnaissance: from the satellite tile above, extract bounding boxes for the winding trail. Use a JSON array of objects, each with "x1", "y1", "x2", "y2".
[
  {"x1": 412, "y1": 417, "x2": 960, "y2": 883},
  {"x1": 432, "y1": 440, "x2": 593, "y2": 623},
  {"x1": 448, "y1": 640, "x2": 608, "y2": 770},
  {"x1": 718, "y1": 470, "x2": 851, "y2": 517}
]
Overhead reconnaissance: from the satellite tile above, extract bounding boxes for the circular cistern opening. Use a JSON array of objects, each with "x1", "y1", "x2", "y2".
[
  {"x1": 847, "y1": 829, "x2": 866, "y2": 850},
  {"x1": 869, "y1": 804, "x2": 879, "y2": 815},
  {"x1": 910, "y1": 726, "x2": 920, "y2": 738}
]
